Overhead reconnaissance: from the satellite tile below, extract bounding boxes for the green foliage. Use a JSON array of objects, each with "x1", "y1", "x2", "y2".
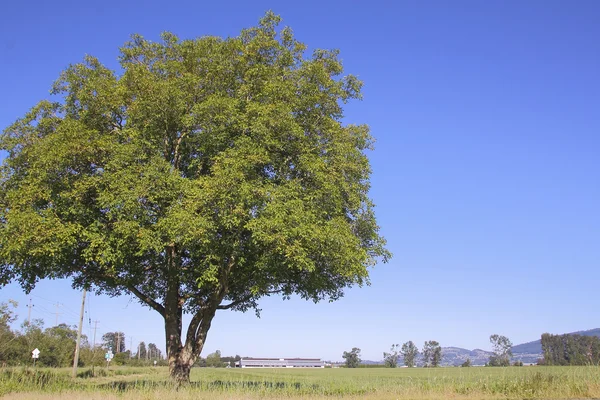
[
  {"x1": 542, "y1": 333, "x2": 600, "y2": 366},
  {"x1": 342, "y1": 347, "x2": 361, "y2": 368},
  {"x1": 488, "y1": 334, "x2": 512, "y2": 367},
  {"x1": 382, "y1": 344, "x2": 399, "y2": 368},
  {"x1": 461, "y1": 358, "x2": 472, "y2": 367},
  {"x1": 422, "y1": 341, "x2": 442, "y2": 367},
  {"x1": 400, "y1": 340, "x2": 419, "y2": 368},
  {"x1": 101, "y1": 332, "x2": 126, "y2": 353},
  {"x1": 0, "y1": 11, "x2": 390, "y2": 380},
  {"x1": 206, "y1": 350, "x2": 224, "y2": 368}
]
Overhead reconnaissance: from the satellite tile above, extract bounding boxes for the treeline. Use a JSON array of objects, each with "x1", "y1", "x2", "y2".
[
  {"x1": 541, "y1": 333, "x2": 600, "y2": 366},
  {"x1": 343, "y1": 340, "x2": 441, "y2": 368},
  {"x1": 343, "y1": 334, "x2": 519, "y2": 368},
  {"x1": 0, "y1": 301, "x2": 164, "y2": 367}
]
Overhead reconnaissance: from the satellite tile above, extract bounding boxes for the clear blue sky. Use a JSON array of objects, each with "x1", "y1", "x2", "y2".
[{"x1": 1, "y1": 0, "x2": 599, "y2": 361}]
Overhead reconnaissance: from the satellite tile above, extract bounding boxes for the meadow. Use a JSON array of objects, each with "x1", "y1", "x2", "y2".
[{"x1": 2, "y1": 365, "x2": 600, "y2": 399}]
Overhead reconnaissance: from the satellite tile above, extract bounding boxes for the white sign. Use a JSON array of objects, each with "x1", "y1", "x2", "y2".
[
  {"x1": 105, "y1": 350, "x2": 114, "y2": 360},
  {"x1": 32, "y1": 348, "x2": 40, "y2": 359}
]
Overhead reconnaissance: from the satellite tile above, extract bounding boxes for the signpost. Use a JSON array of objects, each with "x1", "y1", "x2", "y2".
[
  {"x1": 105, "y1": 349, "x2": 114, "y2": 368},
  {"x1": 32, "y1": 348, "x2": 40, "y2": 367}
]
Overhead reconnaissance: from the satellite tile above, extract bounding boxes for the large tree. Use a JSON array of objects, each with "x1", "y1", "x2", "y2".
[
  {"x1": 0, "y1": 13, "x2": 389, "y2": 382},
  {"x1": 342, "y1": 347, "x2": 361, "y2": 368},
  {"x1": 422, "y1": 340, "x2": 442, "y2": 367}
]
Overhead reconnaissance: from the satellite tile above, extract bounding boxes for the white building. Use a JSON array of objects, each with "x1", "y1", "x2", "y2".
[{"x1": 236, "y1": 357, "x2": 325, "y2": 368}]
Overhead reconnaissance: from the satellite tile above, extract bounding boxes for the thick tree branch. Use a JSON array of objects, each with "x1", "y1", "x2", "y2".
[{"x1": 128, "y1": 285, "x2": 165, "y2": 317}]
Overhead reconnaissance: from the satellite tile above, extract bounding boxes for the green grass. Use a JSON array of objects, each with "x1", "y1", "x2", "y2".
[{"x1": 2, "y1": 365, "x2": 600, "y2": 399}]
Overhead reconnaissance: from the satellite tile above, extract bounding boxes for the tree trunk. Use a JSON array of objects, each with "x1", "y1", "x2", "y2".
[
  {"x1": 170, "y1": 356, "x2": 194, "y2": 384},
  {"x1": 164, "y1": 302, "x2": 215, "y2": 384}
]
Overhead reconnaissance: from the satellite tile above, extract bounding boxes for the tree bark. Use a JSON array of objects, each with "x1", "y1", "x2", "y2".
[{"x1": 164, "y1": 308, "x2": 216, "y2": 383}]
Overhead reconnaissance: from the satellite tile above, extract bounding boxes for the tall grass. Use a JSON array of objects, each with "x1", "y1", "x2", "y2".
[{"x1": 2, "y1": 365, "x2": 600, "y2": 399}]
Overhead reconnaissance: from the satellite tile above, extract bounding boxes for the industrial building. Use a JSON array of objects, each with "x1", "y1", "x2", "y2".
[{"x1": 236, "y1": 357, "x2": 325, "y2": 368}]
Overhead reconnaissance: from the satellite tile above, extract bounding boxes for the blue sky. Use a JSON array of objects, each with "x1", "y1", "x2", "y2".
[{"x1": 1, "y1": 0, "x2": 599, "y2": 361}]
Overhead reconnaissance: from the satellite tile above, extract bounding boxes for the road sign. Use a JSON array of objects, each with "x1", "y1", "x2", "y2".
[
  {"x1": 32, "y1": 348, "x2": 40, "y2": 359},
  {"x1": 105, "y1": 350, "x2": 114, "y2": 360}
]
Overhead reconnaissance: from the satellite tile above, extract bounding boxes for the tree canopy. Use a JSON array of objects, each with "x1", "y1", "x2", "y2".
[{"x1": 0, "y1": 12, "x2": 389, "y2": 381}]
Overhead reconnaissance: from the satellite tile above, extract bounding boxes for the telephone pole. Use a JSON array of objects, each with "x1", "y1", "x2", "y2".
[
  {"x1": 72, "y1": 289, "x2": 87, "y2": 378},
  {"x1": 92, "y1": 321, "x2": 100, "y2": 348},
  {"x1": 54, "y1": 303, "x2": 62, "y2": 326},
  {"x1": 116, "y1": 332, "x2": 121, "y2": 353},
  {"x1": 130, "y1": 337, "x2": 133, "y2": 359},
  {"x1": 27, "y1": 298, "x2": 32, "y2": 325}
]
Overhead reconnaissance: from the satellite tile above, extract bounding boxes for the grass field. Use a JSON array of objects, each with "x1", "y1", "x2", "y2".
[{"x1": 2, "y1": 365, "x2": 600, "y2": 399}]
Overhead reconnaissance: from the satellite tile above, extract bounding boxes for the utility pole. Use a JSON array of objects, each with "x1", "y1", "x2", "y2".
[
  {"x1": 92, "y1": 321, "x2": 100, "y2": 348},
  {"x1": 27, "y1": 298, "x2": 32, "y2": 325},
  {"x1": 54, "y1": 303, "x2": 62, "y2": 326},
  {"x1": 72, "y1": 289, "x2": 87, "y2": 378},
  {"x1": 116, "y1": 332, "x2": 120, "y2": 353},
  {"x1": 138, "y1": 343, "x2": 140, "y2": 360},
  {"x1": 130, "y1": 337, "x2": 133, "y2": 359}
]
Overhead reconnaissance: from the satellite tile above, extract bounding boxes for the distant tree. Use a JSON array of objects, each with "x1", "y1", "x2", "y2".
[
  {"x1": 383, "y1": 344, "x2": 400, "y2": 368},
  {"x1": 343, "y1": 347, "x2": 361, "y2": 368},
  {"x1": 489, "y1": 334, "x2": 512, "y2": 367},
  {"x1": 541, "y1": 333, "x2": 600, "y2": 366},
  {"x1": 31, "y1": 323, "x2": 82, "y2": 367},
  {"x1": 512, "y1": 360, "x2": 523, "y2": 366},
  {"x1": 113, "y1": 351, "x2": 130, "y2": 365},
  {"x1": 138, "y1": 341, "x2": 147, "y2": 359},
  {"x1": 102, "y1": 332, "x2": 126, "y2": 353},
  {"x1": 422, "y1": 341, "x2": 442, "y2": 367},
  {"x1": 461, "y1": 358, "x2": 472, "y2": 367},
  {"x1": 206, "y1": 350, "x2": 223, "y2": 367},
  {"x1": 401, "y1": 341, "x2": 419, "y2": 368}
]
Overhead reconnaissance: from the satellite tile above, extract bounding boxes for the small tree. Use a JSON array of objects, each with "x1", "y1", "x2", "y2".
[
  {"x1": 489, "y1": 334, "x2": 512, "y2": 367},
  {"x1": 461, "y1": 358, "x2": 472, "y2": 367},
  {"x1": 383, "y1": 344, "x2": 400, "y2": 368},
  {"x1": 401, "y1": 341, "x2": 419, "y2": 368},
  {"x1": 422, "y1": 341, "x2": 442, "y2": 367},
  {"x1": 101, "y1": 332, "x2": 126, "y2": 353},
  {"x1": 343, "y1": 347, "x2": 361, "y2": 368},
  {"x1": 206, "y1": 350, "x2": 223, "y2": 367}
]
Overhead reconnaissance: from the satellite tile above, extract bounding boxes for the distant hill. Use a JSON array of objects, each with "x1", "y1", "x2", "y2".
[
  {"x1": 359, "y1": 328, "x2": 600, "y2": 366},
  {"x1": 438, "y1": 328, "x2": 600, "y2": 366}
]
